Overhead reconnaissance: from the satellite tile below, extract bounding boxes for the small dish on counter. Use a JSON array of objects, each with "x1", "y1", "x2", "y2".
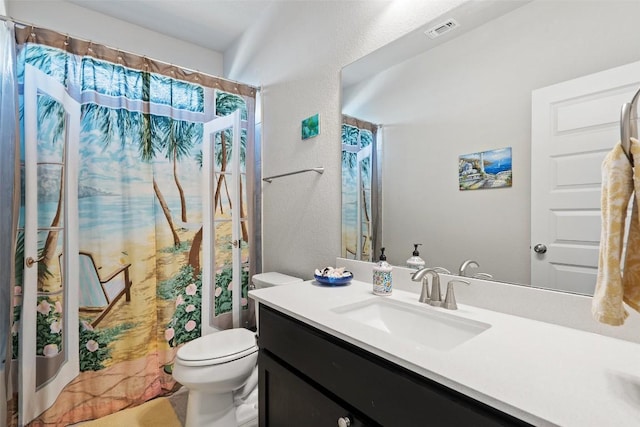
[
  {"x1": 314, "y1": 266, "x2": 353, "y2": 286},
  {"x1": 314, "y1": 273, "x2": 353, "y2": 286}
]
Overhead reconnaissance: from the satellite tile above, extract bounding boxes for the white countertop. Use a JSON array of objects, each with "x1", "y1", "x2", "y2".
[{"x1": 249, "y1": 280, "x2": 640, "y2": 427}]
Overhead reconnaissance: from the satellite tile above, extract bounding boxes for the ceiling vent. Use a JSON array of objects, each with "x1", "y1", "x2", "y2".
[{"x1": 424, "y1": 19, "x2": 459, "y2": 39}]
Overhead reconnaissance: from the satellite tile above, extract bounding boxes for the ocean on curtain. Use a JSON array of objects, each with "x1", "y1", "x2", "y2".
[
  {"x1": 9, "y1": 26, "x2": 257, "y2": 426},
  {"x1": 1, "y1": 20, "x2": 19, "y2": 427},
  {"x1": 341, "y1": 115, "x2": 381, "y2": 263}
]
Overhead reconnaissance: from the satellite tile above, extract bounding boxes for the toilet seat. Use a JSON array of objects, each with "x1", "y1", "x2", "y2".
[{"x1": 176, "y1": 328, "x2": 258, "y2": 367}]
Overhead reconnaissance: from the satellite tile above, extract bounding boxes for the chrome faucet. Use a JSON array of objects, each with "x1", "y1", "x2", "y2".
[
  {"x1": 411, "y1": 268, "x2": 435, "y2": 303},
  {"x1": 443, "y1": 279, "x2": 470, "y2": 310},
  {"x1": 411, "y1": 267, "x2": 444, "y2": 307},
  {"x1": 458, "y1": 259, "x2": 479, "y2": 277}
]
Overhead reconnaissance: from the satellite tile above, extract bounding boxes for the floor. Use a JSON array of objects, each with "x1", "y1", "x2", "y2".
[
  {"x1": 74, "y1": 387, "x2": 260, "y2": 427},
  {"x1": 167, "y1": 387, "x2": 188, "y2": 426}
]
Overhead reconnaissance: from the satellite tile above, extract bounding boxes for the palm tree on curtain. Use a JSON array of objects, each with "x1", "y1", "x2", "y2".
[
  {"x1": 359, "y1": 131, "x2": 373, "y2": 259},
  {"x1": 187, "y1": 92, "x2": 248, "y2": 275},
  {"x1": 153, "y1": 116, "x2": 200, "y2": 223},
  {"x1": 341, "y1": 124, "x2": 359, "y2": 258},
  {"x1": 36, "y1": 96, "x2": 65, "y2": 286},
  {"x1": 341, "y1": 124, "x2": 374, "y2": 260},
  {"x1": 19, "y1": 44, "x2": 70, "y2": 286},
  {"x1": 17, "y1": 44, "x2": 69, "y2": 87}
]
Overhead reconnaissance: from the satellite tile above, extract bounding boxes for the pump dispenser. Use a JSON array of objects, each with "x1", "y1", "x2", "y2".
[
  {"x1": 373, "y1": 247, "x2": 393, "y2": 296},
  {"x1": 406, "y1": 244, "x2": 426, "y2": 270}
]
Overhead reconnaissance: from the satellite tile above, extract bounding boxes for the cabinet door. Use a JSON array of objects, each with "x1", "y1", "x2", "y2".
[
  {"x1": 259, "y1": 304, "x2": 530, "y2": 427},
  {"x1": 259, "y1": 350, "x2": 368, "y2": 427}
]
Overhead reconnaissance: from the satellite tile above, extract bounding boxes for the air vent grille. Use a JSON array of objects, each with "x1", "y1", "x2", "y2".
[{"x1": 425, "y1": 19, "x2": 459, "y2": 39}]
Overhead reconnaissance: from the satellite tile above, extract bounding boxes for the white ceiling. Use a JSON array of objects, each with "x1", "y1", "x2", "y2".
[{"x1": 66, "y1": 0, "x2": 277, "y2": 53}]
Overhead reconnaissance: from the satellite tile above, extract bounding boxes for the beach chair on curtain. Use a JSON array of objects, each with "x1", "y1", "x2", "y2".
[{"x1": 61, "y1": 251, "x2": 133, "y2": 327}]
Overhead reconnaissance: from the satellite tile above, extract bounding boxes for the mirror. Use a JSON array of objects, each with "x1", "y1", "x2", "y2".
[{"x1": 341, "y1": 0, "x2": 640, "y2": 294}]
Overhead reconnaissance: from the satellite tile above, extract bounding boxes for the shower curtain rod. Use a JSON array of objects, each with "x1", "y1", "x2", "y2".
[{"x1": 0, "y1": 14, "x2": 260, "y2": 92}]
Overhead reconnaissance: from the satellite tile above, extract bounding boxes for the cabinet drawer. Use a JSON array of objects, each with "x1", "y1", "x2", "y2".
[
  {"x1": 259, "y1": 304, "x2": 531, "y2": 427},
  {"x1": 259, "y1": 350, "x2": 366, "y2": 427}
]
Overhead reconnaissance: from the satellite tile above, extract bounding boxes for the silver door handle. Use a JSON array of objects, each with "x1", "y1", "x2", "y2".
[{"x1": 533, "y1": 244, "x2": 547, "y2": 254}]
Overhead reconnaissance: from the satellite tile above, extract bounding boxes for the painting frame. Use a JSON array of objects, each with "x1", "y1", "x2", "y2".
[
  {"x1": 458, "y1": 147, "x2": 512, "y2": 191},
  {"x1": 301, "y1": 113, "x2": 320, "y2": 140}
]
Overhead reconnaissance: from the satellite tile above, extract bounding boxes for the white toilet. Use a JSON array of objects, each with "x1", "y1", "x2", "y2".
[{"x1": 173, "y1": 272, "x2": 302, "y2": 427}]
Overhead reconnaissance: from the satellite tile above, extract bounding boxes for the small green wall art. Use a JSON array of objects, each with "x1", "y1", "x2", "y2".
[
  {"x1": 459, "y1": 147, "x2": 512, "y2": 190},
  {"x1": 301, "y1": 114, "x2": 320, "y2": 140}
]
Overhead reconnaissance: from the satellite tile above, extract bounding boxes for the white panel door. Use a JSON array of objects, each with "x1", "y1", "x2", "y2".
[
  {"x1": 531, "y1": 60, "x2": 640, "y2": 294},
  {"x1": 21, "y1": 65, "x2": 80, "y2": 424}
]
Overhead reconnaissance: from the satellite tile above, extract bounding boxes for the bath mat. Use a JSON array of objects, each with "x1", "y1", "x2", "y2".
[{"x1": 80, "y1": 397, "x2": 181, "y2": 427}]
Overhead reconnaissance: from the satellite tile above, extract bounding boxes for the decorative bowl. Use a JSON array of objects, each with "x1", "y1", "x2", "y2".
[{"x1": 314, "y1": 272, "x2": 353, "y2": 286}]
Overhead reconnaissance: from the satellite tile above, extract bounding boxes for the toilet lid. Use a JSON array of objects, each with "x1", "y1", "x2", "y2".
[
  {"x1": 252, "y1": 272, "x2": 302, "y2": 288},
  {"x1": 177, "y1": 328, "x2": 257, "y2": 363}
]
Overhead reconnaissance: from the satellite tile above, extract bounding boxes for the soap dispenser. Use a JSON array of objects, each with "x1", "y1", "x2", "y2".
[
  {"x1": 406, "y1": 244, "x2": 426, "y2": 270},
  {"x1": 373, "y1": 247, "x2": 393, "y2": 296}
]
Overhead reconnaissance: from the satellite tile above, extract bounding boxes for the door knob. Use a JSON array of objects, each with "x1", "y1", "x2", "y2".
[
  {"x1": 25, "y1": 256, "x2": 44, "y2": 268},
  {"x1": 533, "y1": 244, "x2": 547, "y2": 254},
  {"x1": 337, "y1": 416, "x2": 352, "y2": 427}
]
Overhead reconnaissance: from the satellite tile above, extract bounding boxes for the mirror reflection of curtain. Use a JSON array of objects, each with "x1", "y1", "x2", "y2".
[
  {"x1": 0, "y1": 21, "x2": 18, "y2": 426},
  {"x1": 9, "y1": 25, "x2": 258, "y2": 426},
  {"x1": 341, "y1": 115, "x2": 381, "y2": 262}
]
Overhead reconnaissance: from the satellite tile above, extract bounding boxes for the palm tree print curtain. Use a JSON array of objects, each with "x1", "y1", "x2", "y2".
[
  {"x1": 342, "y1": 116, "x2": 380, "y2": 262},
  {"x1": 9, "y1": 27, "x2": 257, "y2": 426}
]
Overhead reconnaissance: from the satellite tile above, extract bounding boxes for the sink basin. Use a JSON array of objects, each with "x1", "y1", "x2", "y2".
[{"x1": 332, "y1": 298, "x2": 490, "y2": 351}]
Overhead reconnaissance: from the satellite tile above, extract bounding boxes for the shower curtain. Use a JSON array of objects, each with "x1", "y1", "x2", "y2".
[
  {"x1": 1, "y1": 20, "x2": 19, "y2": 427},
  {"x1": 341, "y1": 115, "x2": 381, "y2": 262},
  {"x1": 8, "y1": 26, "x2": 258, "y2": 426}
]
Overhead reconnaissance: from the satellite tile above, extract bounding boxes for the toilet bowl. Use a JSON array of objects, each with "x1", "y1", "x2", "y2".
[
  {"x1": 173, "y1": 272, "x2": 302, "y2": 427},
  {"x1": 173, "y1": 328, "x2": 258, "y2": 427}
]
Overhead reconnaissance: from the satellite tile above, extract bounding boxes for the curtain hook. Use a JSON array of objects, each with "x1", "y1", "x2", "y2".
[
  {"x1": 64, "y1": 35, "x2": 69, "y2": 49},
  {"x1": 87, "y1": 41, "x2": 94, "y2": 55},
  {"x1": 29, "y1": 26, "x2": 36, "y2": 42}
]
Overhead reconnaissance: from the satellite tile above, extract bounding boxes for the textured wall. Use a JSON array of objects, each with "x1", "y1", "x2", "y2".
[
  {"x1": 7, "y1": 0, "x2": 223, "y2": 76},
  {"x1": 225, "y1": 0, "x2": 468, "y2": 279}
]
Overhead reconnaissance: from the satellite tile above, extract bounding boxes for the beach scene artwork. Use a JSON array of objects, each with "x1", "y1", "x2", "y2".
[
  {"x1": 459, "y1": 147, "x2": 512, "y2": 190},
  {"x1": 10, "y1": 42, "x2": 254, "y2": 426}
]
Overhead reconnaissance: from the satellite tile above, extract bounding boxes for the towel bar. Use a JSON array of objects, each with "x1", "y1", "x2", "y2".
[{"x1": 263, "y1": 167, "x2": 324, "y2": 183}]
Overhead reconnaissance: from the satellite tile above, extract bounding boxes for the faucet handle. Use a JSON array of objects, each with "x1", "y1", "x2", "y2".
[
  {"x1": 443, "y1": 279, "x2": 470, "y2": 310},
  {"x1": 472, "y1": 272, "x2": 493, "y2": 280},
  {"x1": 428, "y1": 274, "x2": 443, "y2": 307},
  {"x1": 411, "y1": 267, "x2": 434, "y2": 304},
  {"x1": 433, "y1": 266, "x2": 451, "y2": 274}
]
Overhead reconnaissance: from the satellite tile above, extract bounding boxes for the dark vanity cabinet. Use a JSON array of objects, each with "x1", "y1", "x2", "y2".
[{"x1": 258, "y1": 304, "x2": 531, "y2": 427}]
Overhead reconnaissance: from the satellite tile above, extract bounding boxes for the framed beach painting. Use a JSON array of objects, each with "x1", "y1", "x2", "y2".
[{"x1": 459, "y1": 147, "x2": 512, "y2": 190}]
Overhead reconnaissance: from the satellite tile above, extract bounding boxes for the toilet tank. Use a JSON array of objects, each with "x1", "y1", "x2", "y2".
[{"x1": 252, "y1": 272, "x2": 302, "y2": 289}]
